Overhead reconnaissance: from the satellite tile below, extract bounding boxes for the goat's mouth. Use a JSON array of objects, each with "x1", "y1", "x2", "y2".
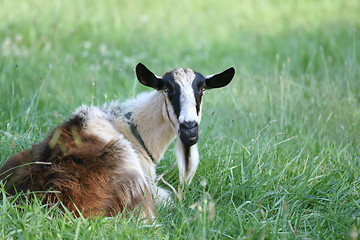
[{"x1": 179, "y1": 121, "x2": 199, "y2": 146}]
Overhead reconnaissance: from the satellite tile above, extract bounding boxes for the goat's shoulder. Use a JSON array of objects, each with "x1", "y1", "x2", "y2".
[{"x1": 71, "y1": 104, "x2": 124, "y2": 143}]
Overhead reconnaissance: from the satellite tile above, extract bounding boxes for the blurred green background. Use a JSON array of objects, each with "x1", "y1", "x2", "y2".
[{"x1": 1, "y1": 0, "x2": 359, "y2": 239}]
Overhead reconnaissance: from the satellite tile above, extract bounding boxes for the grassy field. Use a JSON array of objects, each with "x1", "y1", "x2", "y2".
[{"x1": 1, "y1": 0, "x2": 359, "y2": 239}]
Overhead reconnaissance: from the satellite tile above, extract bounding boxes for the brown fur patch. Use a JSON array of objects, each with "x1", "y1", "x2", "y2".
[{"x1": 0, "y1": 116, "x2": 155, "y2": 218}]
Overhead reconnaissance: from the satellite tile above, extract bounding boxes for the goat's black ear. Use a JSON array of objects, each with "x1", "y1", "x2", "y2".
[
  {"x1": 205, "y1": 67, "x2": 235, "y2": 89},
  {"x1": 135, "y1": 63, "x2": 162, "y2": 90}
]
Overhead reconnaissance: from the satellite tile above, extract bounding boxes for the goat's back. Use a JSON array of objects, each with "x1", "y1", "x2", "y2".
[{"x1": 0, "y1": 107, "x2": 154, "y2": 218}]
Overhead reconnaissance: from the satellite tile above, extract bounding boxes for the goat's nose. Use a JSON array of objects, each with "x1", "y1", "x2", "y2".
[
  {"x1": 179, "y1": 121, "x2": 199, "y2": 146},
  {"x1": 180, "y1": 121, "x2": 198, "y2": 130}
]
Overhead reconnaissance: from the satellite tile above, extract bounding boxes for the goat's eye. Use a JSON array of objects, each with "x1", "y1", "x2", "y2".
[
  {"x1": 164, "y1": 85, "x2": 174, "y2": 94},
  {"x1": 201, "y1": 86, "x2": 206, "y2": 92}
]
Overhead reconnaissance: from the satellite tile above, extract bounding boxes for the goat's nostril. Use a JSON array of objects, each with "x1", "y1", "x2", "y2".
[{"x1": 180, "y1": 121, "x2": 198, "y2": 130}]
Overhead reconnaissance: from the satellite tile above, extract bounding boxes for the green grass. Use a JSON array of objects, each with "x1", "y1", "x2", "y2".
[{"x1": 1, "y1": 0, "x2": 359, "y2": 239}]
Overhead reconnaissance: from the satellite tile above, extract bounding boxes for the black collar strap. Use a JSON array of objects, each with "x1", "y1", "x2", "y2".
[
  {"x1": 125, "y1": 112, "x2": 156, "y2": 163},
  {"x1": 162, "y1": 92, "x2": 176, "y2": 129}
]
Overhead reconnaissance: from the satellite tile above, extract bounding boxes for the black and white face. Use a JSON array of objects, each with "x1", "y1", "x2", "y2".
[
  {"x1": 161, "y1": 69, "x2": 204, "y2": 146},
  {"x1": 135, "y1": 63, "x2": 235, "y2": 147}
]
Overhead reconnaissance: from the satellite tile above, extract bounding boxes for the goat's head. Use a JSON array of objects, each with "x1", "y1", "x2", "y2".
[{"x1": 135, "y1": 63, "x2": 235, "y2": 184}]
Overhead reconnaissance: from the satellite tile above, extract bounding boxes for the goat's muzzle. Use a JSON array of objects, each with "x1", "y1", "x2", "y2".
[{"x1": 179, "y1": 121, "x2": 198, "y2": 146}]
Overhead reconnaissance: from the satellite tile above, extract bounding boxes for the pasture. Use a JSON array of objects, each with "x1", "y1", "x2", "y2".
[{"x1": 0, "y1": 0, "x2": 359, "y2": 239}]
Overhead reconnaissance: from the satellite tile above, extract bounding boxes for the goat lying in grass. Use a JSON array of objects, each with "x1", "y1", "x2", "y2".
[{"x1": 0, "y1": 63, "x2": 235, "y2": 219}]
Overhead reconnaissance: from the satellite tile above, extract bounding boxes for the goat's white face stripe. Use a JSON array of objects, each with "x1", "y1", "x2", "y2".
[{"x1": 178, "y1": 81, "x2": 199, "y2": 124}]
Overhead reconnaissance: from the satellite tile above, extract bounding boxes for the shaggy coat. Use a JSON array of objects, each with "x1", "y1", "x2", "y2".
[{"x1": 0, "y1": 63, "x2": 235, "y2": 219}]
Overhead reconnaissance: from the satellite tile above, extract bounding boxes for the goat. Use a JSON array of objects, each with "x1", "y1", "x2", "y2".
[{"x1": 0, "y1": 63, "x2": 235, "y2": 219}]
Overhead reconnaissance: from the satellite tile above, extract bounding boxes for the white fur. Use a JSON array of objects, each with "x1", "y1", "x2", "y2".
[
  {"x1": 124, "y1": 91, "x2": 177, "y2": 163},
  {"x1": 179, "y1": 87, "x2": 199, "y2": 124},
  {"x1": 176, "y1": 137, "x2": 199, "y2": 185}
]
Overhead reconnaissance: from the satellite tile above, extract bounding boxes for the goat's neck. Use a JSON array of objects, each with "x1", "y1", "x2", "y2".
[{"x1": 124, "y1": 91, "x2": 176, "y2": 162}]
